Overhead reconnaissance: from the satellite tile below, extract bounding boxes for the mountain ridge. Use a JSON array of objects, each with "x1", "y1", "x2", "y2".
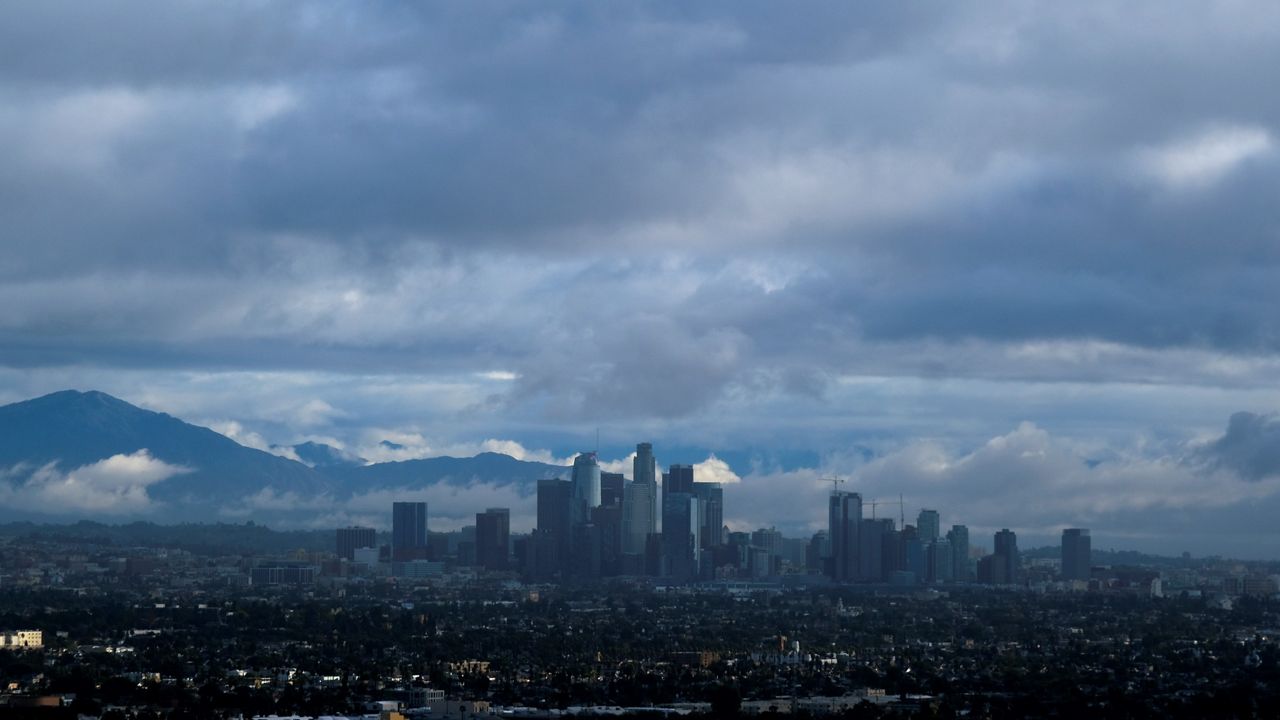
[{"x1": 0, "y1": 390, "x2": 567, "y2": 524}]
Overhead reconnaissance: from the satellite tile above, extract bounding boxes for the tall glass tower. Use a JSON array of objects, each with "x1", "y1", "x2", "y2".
[{"x1": 570, "y1": 451, "x2": 601, "y2": 524}]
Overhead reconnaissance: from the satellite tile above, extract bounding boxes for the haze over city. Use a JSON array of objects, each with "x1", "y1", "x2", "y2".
[{"x1": 4, "y1": 2, "x2": 1280, "y2": 558}]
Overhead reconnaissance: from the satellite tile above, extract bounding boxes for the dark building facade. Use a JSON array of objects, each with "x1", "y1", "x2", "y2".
[
  {"x1": 1062, "y1": 528, "x2": 1091, "y2": 581},
  {"x1": 392, "y1": 502, "x2": 428, "y2": 561},
  {"x1": 336, "y1": 526, "x2": 376, "y2": 561},
  {"x1": 601, "y1": 472, "x2": 625, "y2": 509},
  {"x1": 475, "y1": 508, "x2": 511, "y2": 571},
  {"x1": 663, "y1": 464, "x2": 695, "y2": 498},
  {"x1": 662, "y1": 491, "x2": 699, "y2": 581},
  {"x1": 693, "y1": 482, "x2": 724, "y2": 548},
  {"x1": 858, "y1": 518, "x2": 895, "y2": 582},
  {"x1": 993, "y1": 528, "x2": 1019, "y2": 585},
  {"x1": 828, "y1": 491, "x2": 862, "y2": 582}
]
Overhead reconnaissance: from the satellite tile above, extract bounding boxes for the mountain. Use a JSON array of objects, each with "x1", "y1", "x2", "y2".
[
  {"x1": 0, "y1": 390, "x2": 567, "y2": 524},
  {"x1": 277, "y1": 440, "x2": 366, "y2": 469},
  {"x1": 0, "y1": 390, "x2": 331, "y2": 514},
  {"x1": 330, "y1": 452, "x2": 566, "y2": 494}
]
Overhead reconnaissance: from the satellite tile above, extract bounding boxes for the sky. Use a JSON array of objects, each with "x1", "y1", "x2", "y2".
[{"x1": 4, "y1": 2, "x2": 1280, "y2": 556}]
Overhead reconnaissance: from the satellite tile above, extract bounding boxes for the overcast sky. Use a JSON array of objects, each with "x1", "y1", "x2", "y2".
[{"x1": 4, "y1": 2, "x2": 1280, "y2": 556}]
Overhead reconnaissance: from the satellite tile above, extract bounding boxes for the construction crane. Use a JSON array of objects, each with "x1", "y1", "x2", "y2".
[
  {"x1": 865, "y1": 496, "x2": 907, "y2": 524},
  {"x1": 826, "y1": 476, "x2": 846, "y2": 495}
]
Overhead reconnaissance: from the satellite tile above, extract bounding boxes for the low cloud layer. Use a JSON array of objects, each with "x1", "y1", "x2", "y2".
[{"x1": 0, "y1": 450, "x2": 190, "y2": 515}]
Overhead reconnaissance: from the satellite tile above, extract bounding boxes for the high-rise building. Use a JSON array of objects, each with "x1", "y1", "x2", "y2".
[
  {"x1": 392, "y1": 502, "x2": 428, "y2": 561},
  {"x1": 859, "y1": 518, "x2": 894, "y2": 582},
  {"x1": 828, "y1": 491, "x2": 862, "y2": 582},
  {"x1": 916, "y1": 509, "x2": 940, "y2": 544},
  {"x1": 533, "y1": 479, "x2": 573, "y2": 581},
  {"x1": 475, "y1": 508, "x2": 510, "y2": 571},
  {"x1": 590, "y1": 503, "x2": 624, "y2": 576},
  {"x1": 1062, "y1": 528, "x2": 1091, "y2": 581},
  {"x1": 947, "y1": 525, "x2": 970, "y2": 582},
  {"x1": 600, "y1": 472, "x2": 625, "y2": 508},
  {"x1": 571, "y1": 452, "x2": 601, "y2": 524},
  {"x1": 693, "y1": 482, "x2": 724, "y2": 548},
  {"x1": 929, "y1": 538, "x2": 953, "y2": 583},
  {"x1": 336, "y1": 526, "x2": 376, "y2": 561},
  {"x1": 634, "y1": 442, "x2": 656, "y2": 485},
  {"x1": 994, "y1": 528, "x2": 1019, "y2": 585},
  {"x1": 663, "y1": 464, "x2": 695, "y2": 499},
  {"x1": 662, "y1": 492, "x2": 700, "y2": 581},
  {"x1": 621, "y1": 478, "x2": 656, "y2": 556}
]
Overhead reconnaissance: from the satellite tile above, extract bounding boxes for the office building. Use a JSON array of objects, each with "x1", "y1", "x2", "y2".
[
  {"x1": 859, "y1": 518, "x2": 895, "y2": 582},
  {"x1": 917, "y1": 509, "x2": 940, "y2": 544},
  {"x1": 634, "y1": 442, "x2": 657, "y2": 485},
  {"x1": 336, "y1": 526, "x2": 376, "y2": 561},
  {"x1": 570, "y1": 452, "x2": 601, "y2": 524},
  {"x1": 662, "y1": 492, "x2": 700, "y2": 581},
  {"x1": 947, "y1": 525, "x2": 970, "y2": 582},
  {"x1": 929, "y1": 538, "x2": 953, "y2": 583},
  {"x1": 622, "y1": 477, "x2": 656, "y2": 555},
  {"x1": 1062, "y1": 528, "x2": 1091, "y2": 581},
  {"x1": 591, "y1": 503, "x2": 624, "y2": 576},
  {"x1": 392, "y1": 502, "x2": 428, "y2": 562},
  {"x1": 828, "y1": 491, "x2": 862, "y2": 582},
  {"x1": 532, "y1": 479, "x2": 573, "y2": 581},
  {"x1": 693, "y1": 482, "x2": 724, "y2": 548},
  {"x1": 475, "y1": 508, "x2": 510, "y2": 571},
  {"x1": 664, "y1": 464, "x2": 695, "y2": 498},
  {"x1": 601, "y1": 472, "x2": 625, "y2": 508},
  {"x1": 994, "y1": 528, "x2": 1019, "y2": 585}
]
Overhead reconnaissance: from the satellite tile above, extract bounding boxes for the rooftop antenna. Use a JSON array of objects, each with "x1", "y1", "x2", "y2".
[{"x1": 900, "y1": 493, "x2": 905, "y2": 527}]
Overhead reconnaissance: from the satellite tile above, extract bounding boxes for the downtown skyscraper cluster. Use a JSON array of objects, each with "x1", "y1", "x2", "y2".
[{"x1": 528, "y1": 443, "x2": 730, "y2": 582}]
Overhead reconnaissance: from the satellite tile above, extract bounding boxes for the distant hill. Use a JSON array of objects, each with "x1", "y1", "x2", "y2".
[
  {"x1": 0, "y1": 390, "x2": 566, "y2": 525},
  {"x1": 0, "y1": 390, "x2": 331, "y2": 507},
  {"x1": 278, "y1": 440, "x2": 366, "y2": 469},
  {"x1": 329, "y1": 452, "x2": 566, "y2": 494},
  {"x1": 0, "y1": 519, "x2": 338, "y2": 555}
]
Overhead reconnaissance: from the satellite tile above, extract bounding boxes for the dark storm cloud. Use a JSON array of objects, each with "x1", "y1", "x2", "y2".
[
  {"x1": 1197, "y1": 412, "x2": 1280, "y2": 482},
  {"x1": 4, "y1": 0, "x2": 1280, "y2": 430}
]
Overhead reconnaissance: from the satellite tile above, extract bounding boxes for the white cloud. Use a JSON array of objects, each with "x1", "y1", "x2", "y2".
[
  {"x1": 0, "y1": 450, "x2": 190, "y2": 515},
  {"x1": 693, "y1": 453, "x2": 742, "y2": 484},
  {"x1": 724, "y1": 422, "x2": 1280, "y2": 552},
  {"x1": 207, "y1": 419, "x2": 302, "y2": 460},
  {"x1": 231, "y1": 84, "x2": 299, "y2": 131},
  {"x1": 1137, "y1": 124, "x2": 1273, "y2": 190}
]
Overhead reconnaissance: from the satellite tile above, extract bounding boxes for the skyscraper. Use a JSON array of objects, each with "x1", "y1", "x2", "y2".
[
  {"x1": 994, "y1": 528, "x2": 1019, "y2": 585},
  {"x1": 916, "y1": 509, "x2": 940, "y2": 544},
  {"x1": 929, "y1": 538, "x2": 953, "y2": 583},
  {"x1": 1062, "y1": 528, "x2": 1091, "y2": 581},
  {"x1": 475, "y1": 508, "x2": 510, "y2": 571},
  {"x1": 570, "y1": 452, "x2": 601, "y2": 524},
  {"x1": 533, "y1": 479, "x2": 573, "y2": 580},
  {"x1": 693, "y1": 482, "x2": 724, "y2": 548},
  {"x1": 664, "y1": 464, "x2": 695, "y2": 497},
  {"x1": 662, "y1": 492, "x2": 700, "y2": 581},
  {"x1": 336, "y1": 526, "x2": 376, "y2": 561},
  {"x1": 622, "y1": 478, "x2": 656, "y2": 555},
  {"x1": 947, "y1": 525, "x2": 970, "y2": 582},
  {"x1": 828, "y1": 491, "x2": 862, "y2": 582},
  {"x1": 634, "y1": 442, "x2": 656, "y2": 485},
  {"x1": 392, "y1": 502, "x2": 428, "y2": 561},
  {"x1": 600, "y1": 472, "x2": 625, "y2": 508},
  {"x1": 859, "y1": 518, "x2": 894, "y2": 582}
]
